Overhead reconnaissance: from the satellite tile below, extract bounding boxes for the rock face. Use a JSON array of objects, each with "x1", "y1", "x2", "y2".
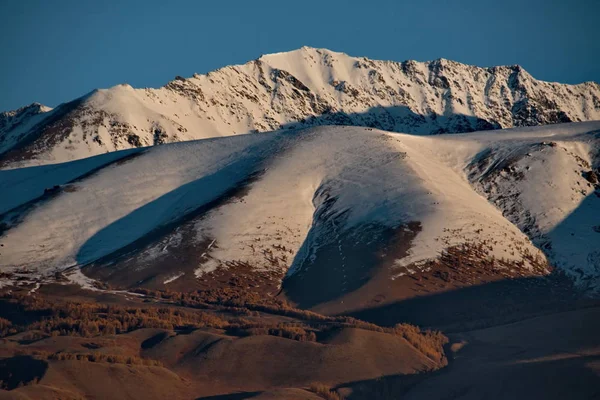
[{"x1": 2, "y1": 47, "x2": 600, "y2": 168}]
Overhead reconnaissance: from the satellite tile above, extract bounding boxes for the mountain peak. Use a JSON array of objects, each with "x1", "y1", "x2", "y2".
[
  {"x1": 430, "y1": 57, "x2": 455, "y2": 64},
  {"x1": 257, "y1": 46, "x2": 354, "y2": 67},
  {"x1": 259, "y1": 45, "x2": 337, "y2": 57},
  {"x1": 1, "y1": 102, "x2": 51, "y2": 116}
]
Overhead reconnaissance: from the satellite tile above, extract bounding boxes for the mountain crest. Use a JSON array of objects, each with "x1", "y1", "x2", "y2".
[{"x1": 1, "y1": 48, "x2": 599, "y2": 169}]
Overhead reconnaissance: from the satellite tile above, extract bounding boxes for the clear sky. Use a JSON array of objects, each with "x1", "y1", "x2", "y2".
[{"x1": 1, "y1": 0, "x2": 598, "y2": 111}]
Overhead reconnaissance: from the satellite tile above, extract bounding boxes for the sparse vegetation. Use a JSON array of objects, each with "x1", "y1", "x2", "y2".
[
  {"x1": 309, "y1": 383, "x2": 344, "y2": 400},
  {"x1": 231, "y1": 325, "x2": 318, "y2": 342},
  {"x1": 390, "y1": 323, "x2": 448, "y2": 362},
  {"x1": 132, "y1": 288, "x2": 447, "y2": 361},
  {"x1": 30, "y1": 350, "x2": 163, "y2": 366},
  {"x1": 0, "y1": 284, "x2": 452, "y2": 400},
  {"x1": 0, "y1": 292, "x2": 229, "y2": 338},
  {"x1": 0, "y1": 290, "x2": 446, "y2": 362}
]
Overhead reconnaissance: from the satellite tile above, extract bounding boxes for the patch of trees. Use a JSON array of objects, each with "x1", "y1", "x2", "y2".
[
  {"x1": 0, "y1": 291, "x2": 447, "y2": 362},
  {"x1": 134, "y1": 288, "x2": 448, "y2": 362},
  {"x1": 309, "y1": 383, "x2": 344, "y2": 400}
]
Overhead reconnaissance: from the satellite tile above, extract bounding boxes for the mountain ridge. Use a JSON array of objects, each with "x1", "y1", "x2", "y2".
[
  {"x1": 1, "y1": 122, "x2": 599, "y2": 307},
  {"x1": 1, "y1": 47, "x2": 599, "y2": 169}
]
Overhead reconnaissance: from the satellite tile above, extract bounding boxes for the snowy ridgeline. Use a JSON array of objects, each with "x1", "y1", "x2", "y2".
[
  {"x1": 1, "y1": 121, "x2": 599, "y2": 291},
  {"x1": 1, "y1": 47, "x2": 600, "y2": 169}
]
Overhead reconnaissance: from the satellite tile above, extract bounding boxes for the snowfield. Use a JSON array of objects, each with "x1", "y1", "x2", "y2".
[{"x1": 1, "y1": 121, "x2": 599, "y2": 292}]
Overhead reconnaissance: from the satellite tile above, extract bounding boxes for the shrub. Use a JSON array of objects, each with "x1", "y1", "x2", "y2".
[
  {"x1": 0, "y1": 317, "x2": 16, "y2": 336},
  {"x1": 309, "y1": 383, "x2": 344, "y2": 400},
  {"x1": 390, "y1": 324, "x2": 448, "y2": 363},
  {"x1": 234, "y1": 325, "x2": 318, "y2": 342},
  {"x1": 31, "y1": 350, "x2": 162, "y2": 366}
]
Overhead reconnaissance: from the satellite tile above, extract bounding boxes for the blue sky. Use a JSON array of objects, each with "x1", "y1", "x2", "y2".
[{"x1": 1, "y1": 0, "x2": 598, "y2": 111}]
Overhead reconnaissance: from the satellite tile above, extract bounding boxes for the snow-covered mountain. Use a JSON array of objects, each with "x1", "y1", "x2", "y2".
[
  {"x1": 2, "y1": 47, "x2": 599, "y2": 169},
  {"x1": 0, "y1": 103, "x2": 53, "y2": 156},
  {"x1": 1, "y1": 122, "x2": 599, "y2": 309}
]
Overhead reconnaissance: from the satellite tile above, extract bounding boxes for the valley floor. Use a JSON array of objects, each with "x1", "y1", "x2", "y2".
[
  {"x1": 403, "y1": 305, "x2": 600, "y2": 400},
  {"x1": 342, "y1": 302, "x2": 600, "y2": 400}
]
